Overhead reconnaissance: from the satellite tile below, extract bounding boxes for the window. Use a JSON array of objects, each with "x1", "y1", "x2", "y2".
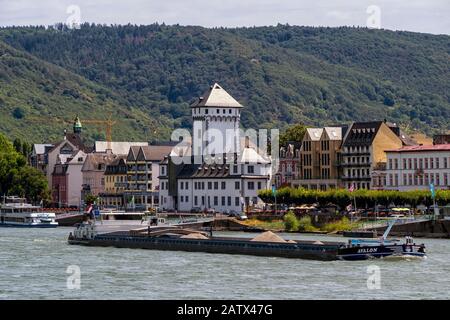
[
  {"x1": 227, "y1": 196, "x2": 231, "y2": 206},
  {"x1": 194, "y1": 196, "x2": 198, "y2": 206},
  {"x1": 221, "y1": 181, "x2": 226, "y2": 189},
  {"x1": 185, "y1": 196, "x2": 189, "y2": 202},
  {"x1": 248, "y1": 182, "x2": 255, "y2": 190},
  {"x1": 257, "y1": 182, "x2": 262, "y2": 189},
  {"x1": 205, "y1": 109, "x2": 209, "y2": 114},
  {"x1": 180, "y1": 182, "x2": 184, "y2": 190},
  {"x1": 185, "y1": 182, "x2": 189, "y2": 190},
  {"x1": 214, "y1": 182, "x2": 218, "y2": 190},
  {"x1": 214, "y1": 196, "x2": 218, "y2": 206},
  {"x1": 208, "y1": 182, "x2": 212, "y2": 190},
  {"x1": 247, "y1": 165, "x2": 254, "y2": 174},
  {"x1": 180, "y1": 196, "x2": 184, "y2": 202},
  {"x1": 235, "y1": 181, "x2": 240, "y2": 189},
  {"x1": 235, "y1": 197, "x2": 240, "y2": 206},
  {"x1": 233, "y1": 165, "x2": 238, "y2": 174},
  {"x1": 436, "y1": 157, "x2": 440, "y2": 169},
  {"x1": 221, "y1": 197, "x2": 226, "y2": 206}
]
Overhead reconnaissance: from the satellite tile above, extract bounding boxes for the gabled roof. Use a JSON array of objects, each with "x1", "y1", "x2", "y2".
[
  {"x1": 305, "y1": 128, "x2": 323, "y2": 141},
  {"x1": 323, "y1": 127, "x2": 342, "y2": 141},
  {"x1": 127, "y1": 146, "x2": 141, "y2": 162},
  {"x1": 190, "y1": 83, "x2": 243, "y2": 108},
  {"x1": 342, "y1": 121, "x2": 384, "y2": 147},
  {"x1": 33, "y1": 144, "x2": 54, "y2": 155},
  {"x1": 239, "y1": 146, "x2": 271, "y2": 164},
  {"x1": 82, "y1": 153, "x2": 118, "y2": 172}
]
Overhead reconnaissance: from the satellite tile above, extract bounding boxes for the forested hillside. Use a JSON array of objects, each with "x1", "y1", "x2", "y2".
[{"x1": 0, "y1": 24, "x2": 448, "y2": 143}]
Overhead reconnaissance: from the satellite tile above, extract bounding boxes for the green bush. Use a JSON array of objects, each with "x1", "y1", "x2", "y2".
[
  {"x1": 322, "y1": 217, "x2": 355, "y2": 233},
  {"x1": 297, "y1": 215, "x2": 318, "y2": 232},
  {"x1": 283, "y1": 211, "x2": 299, "y2": 231}
]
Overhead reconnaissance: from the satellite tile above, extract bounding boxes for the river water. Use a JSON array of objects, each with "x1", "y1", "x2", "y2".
[{"x1": 0, "y1": 227, "x2": 449, "y2": 299}]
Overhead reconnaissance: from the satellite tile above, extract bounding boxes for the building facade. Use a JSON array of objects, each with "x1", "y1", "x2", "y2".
[
  {"x1": 295, "y1": 127, "x2": 343, "y2": 190},
  {"x1": 340, "y1": 121, "x2": 403, "y2": 190},
  {"x1": 100, "y1": 157, "x2": 127, "y2": 208},
  {"x1": 384, "y1": 144, "x2": 450, "y2": 191},
  {"x1": 275, "y1": 142, "x2": 301, "y2": 188},
  {"x1": 81, "y1": 151, "x2": 118, "y2": 200},
  {"x1": 30, "y1": 144, "x2": 54, "y2": 175},
  {"x1": 124, "y1": 145, "x2": 173, "y2": 210},
  {"x1": 159, "y1": 83, "x2": 272, "y2": 213}
]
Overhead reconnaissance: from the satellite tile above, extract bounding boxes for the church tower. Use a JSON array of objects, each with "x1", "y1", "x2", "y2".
[
  {"x1": 190, "y1": 83, "x2": 242, "y2": 161},
  {"x1": 73, "y1": 115, "x2": 82, "y2": 135}
]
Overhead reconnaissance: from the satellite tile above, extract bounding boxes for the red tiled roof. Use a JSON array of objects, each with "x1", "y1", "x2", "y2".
[{"x1": 386, "y1": 144, "x2": 450, "y2": 153}]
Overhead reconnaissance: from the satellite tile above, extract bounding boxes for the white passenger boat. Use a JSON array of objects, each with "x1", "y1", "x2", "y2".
[{"x1": 0, "y1": 196, "x2": 58, "y2": 228}]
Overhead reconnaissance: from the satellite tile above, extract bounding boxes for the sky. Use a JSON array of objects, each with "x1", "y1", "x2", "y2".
[{"x1": 0, "y1": 0, "x2": 449, "y2": 35}]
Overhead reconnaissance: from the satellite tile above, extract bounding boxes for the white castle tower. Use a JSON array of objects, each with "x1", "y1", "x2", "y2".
[{"x1": 190, "y1": 83, "x2": 242, "y2": 160}]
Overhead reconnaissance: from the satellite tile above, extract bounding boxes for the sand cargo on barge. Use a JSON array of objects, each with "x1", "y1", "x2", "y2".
[{"x1": 67, "y1": 220, "x2": 426, "y2": 261}]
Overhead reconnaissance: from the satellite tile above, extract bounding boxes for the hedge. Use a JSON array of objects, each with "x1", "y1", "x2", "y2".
[{"x1": 258, "y1": 187, "x2": 450, "y2": 208}]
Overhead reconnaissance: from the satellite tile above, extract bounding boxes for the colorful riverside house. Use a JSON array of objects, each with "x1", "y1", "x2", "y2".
[
  {"x1": 159, "y1": 83, "x2": 272, "y2": 213},
  {"x1": 99, "y1": 157, "x2": 128, "y2": 208},
  {"x1": 81, "y1": 150, "x2": 119, "y2": 202},
  {"x1": 340, "y1": 121, "x2": 404, "y2": 190},
  {"x1": 46, "y1": 117, "x2": 92, "y2": 194},
  {"x1": 295, "y1": 127, "x2": 345, "y2": 191},
  {"x1": 51, "y1": 150, "x2": 86, "y2": 208},
  {"x1": 275, "y1": 141, "x2": 301, "y2": 188},
  {"x1": 384, "y1": 144, "x2": 450, "y2": 191},
  {"x1": 124, "y1": 145, "x2": 173, "y2": 210}
]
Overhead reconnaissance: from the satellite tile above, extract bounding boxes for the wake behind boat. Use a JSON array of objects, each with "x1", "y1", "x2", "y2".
[{"x1": 0, "y1": 196, "x2": 58, "y2": 228}]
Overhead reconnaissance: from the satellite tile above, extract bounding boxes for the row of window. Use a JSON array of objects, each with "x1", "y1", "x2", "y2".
[
  {"x1": 178, "y1": 195, "x2": 259, "y2": 207},
  {"x1": 179, "y1": 180, "x2": 263, "y2": 191},
  {"x1": 388, "y1": 157, "x2": 450, "y2": 170},
  {"x1": 388, "y1": 172, "x2": 450, "y2": 187},
  {"x1": 193, "y1": 108, "x2": 240, "y2": 115},
  {"x1": 343, "y1": 156, "x2": 371, "y2": 165}
]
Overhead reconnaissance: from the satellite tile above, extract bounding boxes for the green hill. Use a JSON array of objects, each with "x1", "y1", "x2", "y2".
[{"x1": 0, "y1": 24, "x2": 448, "y2": 143}]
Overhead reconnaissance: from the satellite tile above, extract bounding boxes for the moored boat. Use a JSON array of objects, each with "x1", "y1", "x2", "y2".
[{"x1": 0, "y1": 196, "x2": 58, "y2": 228}]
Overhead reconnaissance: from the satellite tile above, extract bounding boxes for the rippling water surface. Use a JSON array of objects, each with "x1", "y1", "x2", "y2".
[{"x1": 0, "y1": 227, "x2": 449, "y2": 299}]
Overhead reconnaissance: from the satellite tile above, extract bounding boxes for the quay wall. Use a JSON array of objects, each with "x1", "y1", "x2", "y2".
[{"x1": 371, "y1": 220, "x2": 450, "y2": 238}]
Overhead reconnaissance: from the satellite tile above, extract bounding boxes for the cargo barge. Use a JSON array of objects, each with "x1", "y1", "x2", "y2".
[{"x1": 67, "y1": 220, "x2": 426, "y2": 261}]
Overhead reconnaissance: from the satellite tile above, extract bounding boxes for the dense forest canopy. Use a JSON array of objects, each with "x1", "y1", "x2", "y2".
[{"x1": 0, "y1": 24, "x2": 448, "y2": 143}]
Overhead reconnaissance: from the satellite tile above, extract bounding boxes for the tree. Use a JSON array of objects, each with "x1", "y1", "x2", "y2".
[
  {"x1": 280, "y1": 124, "x2": 307, "y2": 147},
  {"x1": 12, "y1": 107, "x2": 25, "y2": 119},
  {"x1": 0, "y1": 132, "x2": 49, "y2": 202}
]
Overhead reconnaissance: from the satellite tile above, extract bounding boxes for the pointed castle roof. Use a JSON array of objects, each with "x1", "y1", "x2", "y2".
[{"x1": 190, "y1": 83, "x2": 243, "y2": 108}]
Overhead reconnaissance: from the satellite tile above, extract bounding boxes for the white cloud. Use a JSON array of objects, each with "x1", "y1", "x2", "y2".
[{"x1": 0, "y1": 0, "x2": 448, "y2": 34}]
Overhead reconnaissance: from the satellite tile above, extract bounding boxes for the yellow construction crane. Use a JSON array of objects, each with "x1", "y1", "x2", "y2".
[{"x1": 80, "y1": 113, "x2": 117, "y2": 150}]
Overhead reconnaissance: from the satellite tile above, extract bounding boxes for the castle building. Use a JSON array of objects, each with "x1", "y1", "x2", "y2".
[{"x1": 159, "y1": 83, "x2": 272, "y2": 213}]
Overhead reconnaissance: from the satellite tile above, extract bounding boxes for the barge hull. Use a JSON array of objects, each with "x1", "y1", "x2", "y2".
[{"x1": 68, "y1": 236, "x2": 340, "y2": 261}]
